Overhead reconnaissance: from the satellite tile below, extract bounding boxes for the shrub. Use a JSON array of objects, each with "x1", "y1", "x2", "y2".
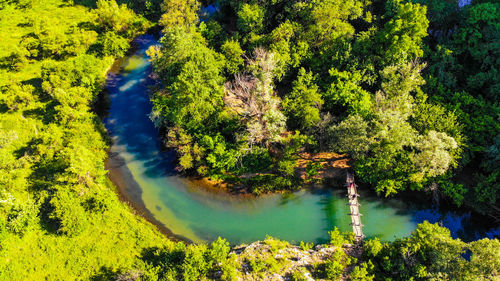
[
  {"x1": 324, "y1": 251, "x2": 346, "y2": 280},
  {"x1": 299, "y1": 241, "x2": 314, "y2": 251},
  {"x1": 220, "y1": 253, "x2": 240, "y2": 281},
  {"x1": 329, "y1": 227, "x2": 354, "y2": 247}
]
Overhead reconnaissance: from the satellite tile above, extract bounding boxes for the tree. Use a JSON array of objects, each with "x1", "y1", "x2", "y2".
[
  {"x1": 268, "y1": 20, "x2": 308, "y2": 80},
  {"x1": 283, "y1": 68, "x2": 323, "y2": 131},
  {"x1": 1, "y1": 83, "x2": 34, "y2": 111},
  {"x1": 237, "y1": 3, "x2": 265, "y2": 34},
  {"x1": 94, "y1": 0, "x2": 135, "y2": 32},
  {"x1": 100, "y1": 31, "x2": 129, "y2": 57},
  {"x1": 465, "y1": 238, "x2": 500, "y2": 280},
  {"x1": 327, "y1": 115, "x2": 371, "y2": 159},
  {"x1": 410, "y1": 130, "x2": 458, "y2": 182},
  {"x1": 159, "y1": 0, "x2": 200, "y2": 30},
  {"x1": 299, "y1": 0, "x2": 364, "y2": 46},
  {"x1": 365, "y1": 222, "x2": 469, "y2": 280},
  {"x1": 49, "y1": 188, "x2": 89, "y2": 236},
  {"x1": 149, "y1": 27, "x2": 225, "y2": 133},
  {"x1": 378, "y1": 0, "x2": 429, "y2": 66},
  {"x1": 224, "y1": 48, "x2": 286, "y2": 147},
  {"x1": 221, "y1": 39, "x2": 244, "y2": 75},
  {"x1": 326, "y1": 68, "x2": 372, "y2": 116},
  {"x1": 453, "y1": 2, "x2": 500, "y2": 102}
]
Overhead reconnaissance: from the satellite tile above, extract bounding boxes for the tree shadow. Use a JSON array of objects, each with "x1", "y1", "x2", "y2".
[
  {"x1": 37, "y1": 196, "x2": 62, "y2": 234},
  {"x1": 90, "y1": 266, "x2": 118, "y2": 281}
]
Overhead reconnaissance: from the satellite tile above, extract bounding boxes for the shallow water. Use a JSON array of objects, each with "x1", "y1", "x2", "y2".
[{"x1": 104, "y1": 34, "x2": 498, "y2": 245}]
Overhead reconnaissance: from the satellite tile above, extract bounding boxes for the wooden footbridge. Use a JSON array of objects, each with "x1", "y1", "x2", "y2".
[{"x1": 346, "y1": 172, "x2": 364, "y2": 241}]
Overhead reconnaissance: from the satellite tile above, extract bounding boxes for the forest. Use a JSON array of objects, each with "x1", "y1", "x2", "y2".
[
  {"x1": 149, "y1": 0, "x2": 500, "y2": 219},
  {"x1": 0, "y1": 0, "x2": 498, "y2": 280}
]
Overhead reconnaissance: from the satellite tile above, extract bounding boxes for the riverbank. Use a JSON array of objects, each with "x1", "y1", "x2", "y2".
[{"x1": 106, "y1": 151, "x2": 191, "y2": 242}]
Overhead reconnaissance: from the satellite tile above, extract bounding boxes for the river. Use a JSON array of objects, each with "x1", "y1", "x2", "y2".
[{"x1": 103, "y1": 34, "x2": 498, "y2": 245}]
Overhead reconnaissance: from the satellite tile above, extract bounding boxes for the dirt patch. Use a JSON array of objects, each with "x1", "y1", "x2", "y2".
[{"x1": 295, "y1": 152, "x2": 351, "y2": 180}]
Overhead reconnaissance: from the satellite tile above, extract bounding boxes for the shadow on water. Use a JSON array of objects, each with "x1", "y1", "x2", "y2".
[{"x1": 104, "y1": 34, "x2": 499, "y2": 245}]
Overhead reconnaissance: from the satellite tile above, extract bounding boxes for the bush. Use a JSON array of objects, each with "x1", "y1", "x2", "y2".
[
  {"x1": 363, "y1": 238, "x2": 384, "y2": 258},
  {"x1": 220, "y1": 253, "x2": 240, "y2": 281},
  {"x1": 350, "y1": 262, "x2": 375, "y2": 281},
  {"x1": 324, "y1": 252, "x2": 345, "y2": 280},
  {"x1": 329, "y1": 227, "x2": 354, "y2": 247},
  {"x1": 299, "y1": 241, "x2": 314, "y2": 251},
  {"x1": 0, "y1": 50, "x2": 28, "y2": 71},
  {"x1": 181, "y1": 244, "x2": 209, "y2": 281},
  {"x1": 264, "y1": 236, "x2": 289, "y2": 254},
  {"x1": 209, "y1": 237, "x2": 230, "y2": 266}
]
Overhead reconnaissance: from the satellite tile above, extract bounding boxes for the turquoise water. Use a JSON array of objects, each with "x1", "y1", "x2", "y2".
[{"x1": 104, "y1": 35, "x2": 498, "y2": 245}]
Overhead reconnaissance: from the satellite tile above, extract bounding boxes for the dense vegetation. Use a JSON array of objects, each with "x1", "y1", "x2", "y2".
[
  {"x1": 0, "y1": 0, "x2": 498, "y2": 280},
  {"x1": 113, "y1": 222, "x2": 500, "y2": 280},
  {"x1": 0, "y1": 0, "x2": 168, "y2": 279},
  {"x1": 149, "y1": 0, "x2": 500, "y2": 219}
]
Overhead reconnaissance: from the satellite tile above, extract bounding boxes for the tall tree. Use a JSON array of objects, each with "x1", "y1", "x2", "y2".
[{"x1": 283, "y1": 68, "x2": 323, "y2": 131}]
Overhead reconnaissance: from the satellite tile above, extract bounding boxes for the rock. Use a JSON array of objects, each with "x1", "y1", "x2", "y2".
[
  {"x1": 269, "y1": 273, "x2": 284, "y2": 281},
  {"x1": 303, "y1": 271, "x2": 315, "y2": 281}
]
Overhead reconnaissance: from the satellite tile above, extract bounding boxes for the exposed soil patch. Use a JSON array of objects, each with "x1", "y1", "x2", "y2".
[{"x1": 295, "y1": 152, "x2": 351, "y2": 180}]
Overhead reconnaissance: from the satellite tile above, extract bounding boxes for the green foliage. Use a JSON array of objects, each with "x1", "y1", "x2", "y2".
[
  {"x1": 377, "y1": 0, "x2": 429, "y2": 66},
  {"x1": 420, "y1": 0, "x2": 500, "y2": 213},
  {"x1": 327, "y1": 115, "x2": 371, "y2": 159},
  {"x1": 299, "y1": 241, "x2": 314, "y2": 251},
  {"x1": 0, "y1": 1, "x2": 175, "y2": 280},
  {"x1": 220, "y1": 253, "x2": 241, "y2": 281},
  {"x1": 0, "y1": 0, "x2": 497, "y2": 279},
  {"x1": 453, "y1": 2, "x2": 500, "y2": 102},
  {"x1": 237, "y1": 3, "x2": 265, "y2": 34},
  {"x1": 324, "y1": 251, "x2": 345, "y2": 280},
  {"x1": 147, "y1": 0, "x2": 486, "y2": 211},
  {"x1": 264, "y1": 235, "x2": 290, "y2": 253},
  {"x1": 94, "y1": 0, "x2": 136, "y2": 32},
  {"x1": 1, "y1": 83, "x2": 35, "y2": 111},
  {"x1": 277, "y1": 132, "x2": 315, "y2": 177},
  {"x1": 199, "y1": 20, "x2": 227, "y2": 48},
  {"x1": 241, "y1": 146, "x2": 273, "y2": 173},
  {"x1": 159, "y1": 0, "x2": 199, "y2": 30},
  {"x1": 329, "y1": 227, "x2": 354, "y2": 247},
  {"x1": 365, "y1": 222, "x2": 500, "y2": 281},
  {"x1": 350, "y1": 262, "x2": 375, "y2": 281},
  {"x1": 248, "y1": 174, "x2": 297, "y2": 194},
  {"x1": 150, "y1": 26, "x2": 225, "y2": 132},
  {"x1": 100, "y1": 31, "x2": 130, "y2": 57},
  {"x1": 209, "y1": 237, "x2": 231, "y2": 266},
  {"x1": 182, "y1": 244, "x2": 210, "y2": 281},
  {"x1": 326, "y1": 68, "x2": 372, "y2": 116},
  {"x1": 290, "y1": 267, "x2": 310, "y2": 281},
  {"x1": 283, "y1": 68, "x2": 323, "y2": 131},
  {"x1": 48, "y1": 188, "x2": 89, "y2": 236},
  {"x1": 221, "y1": 39, "x2": 244, "y2": 75}
]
